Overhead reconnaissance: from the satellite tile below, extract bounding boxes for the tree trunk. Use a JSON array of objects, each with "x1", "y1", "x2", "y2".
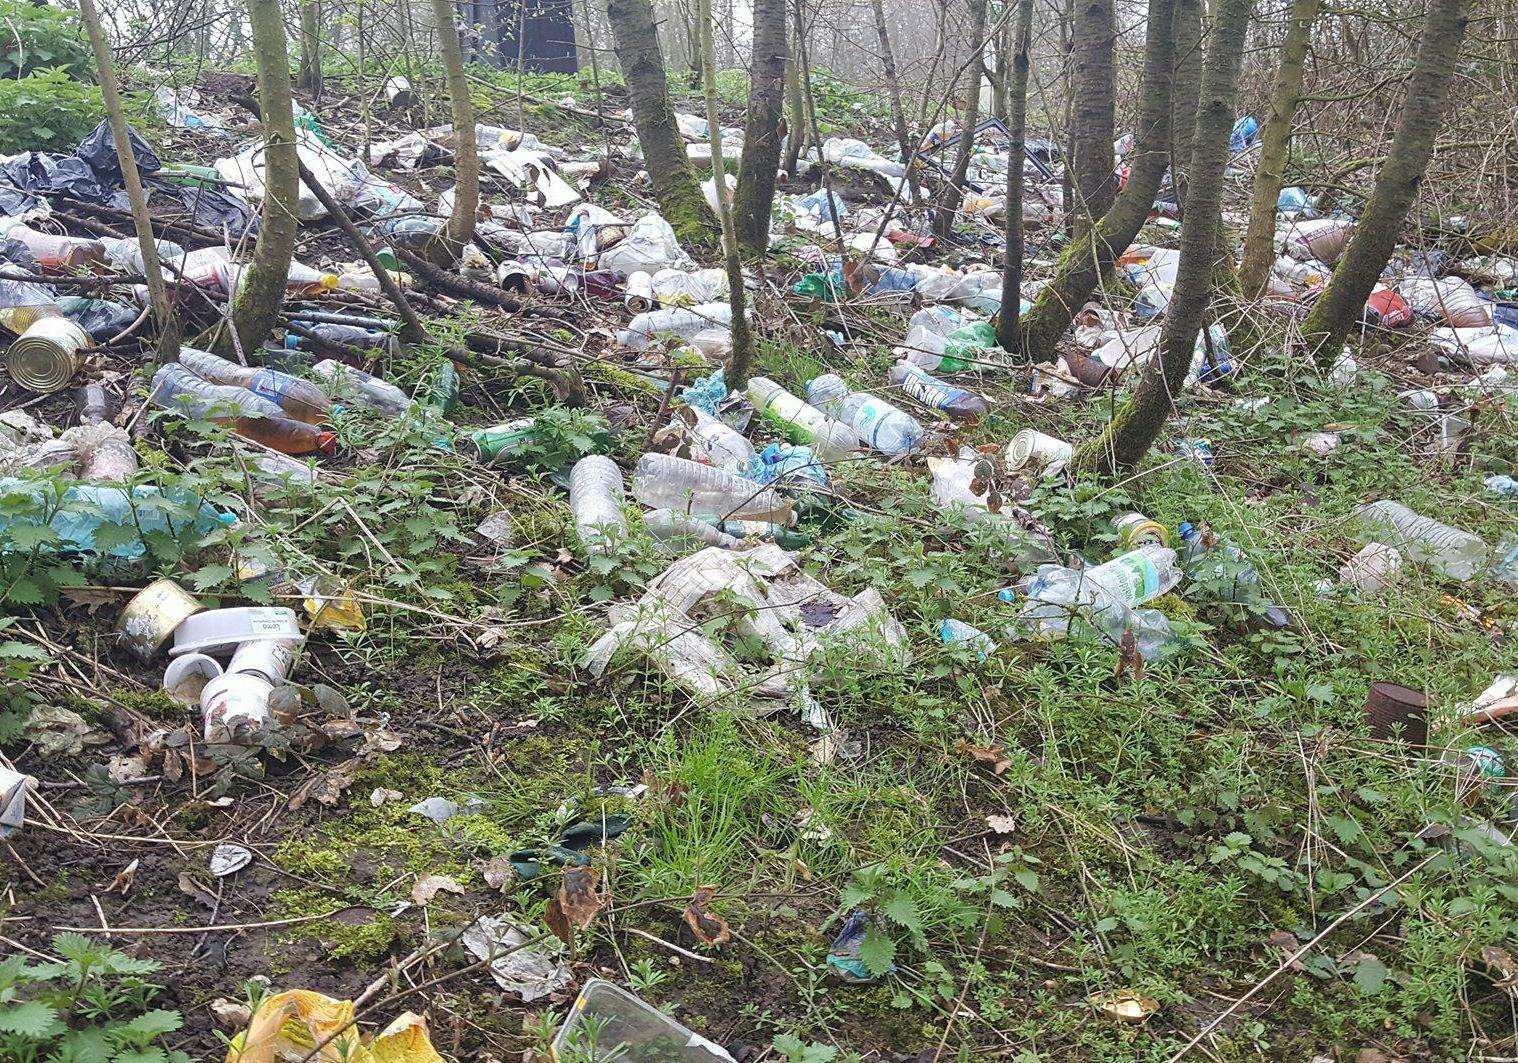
[
  {"x1": 297, "y1": 0, "x2": 323, "y2": 96},
  {"x1": 931, "y1": 0, "x2": 988, "y2": 241},
  {"x1": 697, "y1": 0, "x2": 754, "y2": 388},
  {"x1": 1016, "y1": 0, "x2": 1176, "y2": 361},
  {"x1": 1237, "y1": 0, "x2": 1321, "y2": 295},
  {"x1": 783, "y1": 1, "x2": 807, "y2": 178},
  {"x1": 1072, "y1": 0, "x2": 1254, "y2": 476},
  {"x1": 996, "y1": 0, "x2": 1035, "y2": 354},
  {"x1": 224, "y1": 0, "x2": 299, "y2": 360},
  {"x1": 427, "y1": 0, "x2": 479, "y2": 255},
  {"x1": 608, "y1": 0, "x2": 716, "y2": 247},
  {"x1": 77, "y1": 0, "x2": 178, "y2": 361},
  {"x1": 1168, "y1": 0, "x2": 1202, "y2": 210},
  {"x1": 732, "y1": 0, "x2": 787, "y2": 253},
  {"x1": 1068, "y1": 0, "x2": 1116, "y2": 235},
  {"x1": 1299, "y1": 0, "x2": 1468, "y2": 359},
  {"x1": 870, "y1": 0, "x2": 913, "y2": 170}
]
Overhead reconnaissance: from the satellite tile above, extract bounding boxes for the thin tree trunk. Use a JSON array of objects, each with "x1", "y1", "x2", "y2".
[
  {"x1": 932, "y1": 0, "x2": 988, "y2": 241},
  {"x1": 1168, "y1": 0, "x2": 1201, "y2": 211},
  {"x1": 1072, "y1": 0, "x2": 1254, "y2": 476},
  {"x1": 1016, "y1": 0, "x2": 1176, "y2": 361},
  {"x1": 733, "y1": 0, "x2": 787, "y2": 252},
  {"x1": 870, "y1": 0, "x2": 913, "y2": 169},
  {"x1": 608, "y1": 0, "x2": 716, "y2": 246},
  {"x1": 1300, "y1": 0, "x2": 1468, "y2": 361},
  {"x1": 224, "y1": 0, "x2": 298, "y2": 360},
  {"x1": 297, "y1": 0, "x2": 323, "y2": 96},
  {"x1": 78, "y1": 0, "x2": 178, "y2": 361},
  {"x1": 1238, "y1": 0, "x2": 1320, "y2": 295},
  {"x1": 996, "y1": 0, "x2": 1035, "y2": 354},
  {"x1": 1068, "y1": 0, "x2": 1115, "y2": 235},
  {"x1": 698, "y1": 0, "x2": 753, "y2": 388},
  {"x1": 428, "y1": 0, "x2": 479, "y2": 255},
  {"x1": 784, "y1": 20, "x2": 806, "y2": 178}
]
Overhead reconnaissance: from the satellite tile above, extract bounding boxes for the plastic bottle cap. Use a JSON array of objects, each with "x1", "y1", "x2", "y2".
[{"x1": 1178, "y1": 521, "x2": 1196, "y2": 540}]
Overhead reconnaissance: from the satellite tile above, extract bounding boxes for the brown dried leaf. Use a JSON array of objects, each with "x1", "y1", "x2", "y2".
[
  {"x1": 1482, "y1": 945, "x2": 1518, "y2": 997},
  {"x1": 410, "y1": 874, "x2": 465, "y2": 905},
  {"x1": 954, "y1": 738, "x2": 1011, "y2": 776},
  {"x1": 985, "y1": 813, "x2": 1018, "y2": 835},
  {"x1": 177, "y1": 871, "x2": 218, "y2": 909},
  {"x1": 288, "y1": 760, "x2": 357, "y2": 811},
  {"x1": 480, "y1": 855, "x2": 514, "y2": 892},
  {"x1": 547, "y1": 866, "x2": 603, "y2": 942},
  {"x1": 544, "y1": 896, "x2": 573, "y2": 946},
  {"x1": 60, "y1": 585, "x2": 119, "y2": 614},
  {"x1": 107, "y1": 858, "x2": 139, "y2": 896},
  {"x1": 682, "y1": 886, "x2": 731, "y2": 948},
  {"x1": 1114, "y1": 629, "x2": 1145, "y2": 683}
]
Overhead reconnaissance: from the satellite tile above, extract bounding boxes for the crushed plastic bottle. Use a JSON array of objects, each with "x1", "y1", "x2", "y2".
[
  {"x1": 632, "y1": 452, "x2": 792, "y2": 524},
  {"x1": 0, "y1": 478, "x2": 233, "y2": 559},
  {"x1": 939, "y1": 618, "x2": 996, "y2": 659},
  {"x1": 1177, "y1": 522, "x2": 1290, "y2": 626},
  {"x1": 1354, "y1": 500, "x2": 1490, "y2": 581},
  {"x1": 805, "y1": 374, "x2": 923, "y2": 455},
  {"x1": 179, "y1": 348, "x2": 333, "y2": 424},
  {"x1": 888, "y1": 362, "x2": 990, "y2": 418},
  {"x1": 569, "y1": 455, "x2": 628, "y2": 555},
  {"x1": 746, "y1": 377, "x2": 857, "y2": 459},
  {"x1": 616, "y1": 302, "x2": 732, "y2": 349},
  {"x1": 309, "y1": 359, "x2": 410, "y2": 416},
  {"x1": 150, "y1": 364, "x2": 335, "y2": 456},
  {"x1": 1016, "y1": 545, "x2": 1181, "y2": 659},
  {"x1": 643, "y1": 508, "x2": 741, "y2": 548},
  {"x1": 685, "y1": 407, "x2": 756, "y2": 472}
]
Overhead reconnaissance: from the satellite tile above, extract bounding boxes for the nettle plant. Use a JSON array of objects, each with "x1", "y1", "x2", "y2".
[{"x1": 0, "y1": 933, "x2": 190, "y2": 1062}]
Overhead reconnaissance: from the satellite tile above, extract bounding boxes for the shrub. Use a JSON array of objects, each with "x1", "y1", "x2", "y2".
[
  {"x1": 0, "y1": 0, "x2": 92, "y2": 80},
  {"x1": 0, "y1": 69, "x2": 103, "y2": 155}
]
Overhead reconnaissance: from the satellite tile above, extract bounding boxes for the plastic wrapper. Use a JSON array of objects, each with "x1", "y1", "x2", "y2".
[
  {"x1": 599, "y1": 212, "x2": 693, "y2": 275},
  {"x1": 225, "y1": 990, "x2": 445, "y2": 1063}
]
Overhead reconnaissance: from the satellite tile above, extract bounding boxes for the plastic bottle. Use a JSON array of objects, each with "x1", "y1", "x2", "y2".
[
  {"x1": 643, "y1": 508, "x2": 741, "y2": 548},
  {"x1": 569, "y1": 455, "x2": 628, "y2": 555},
  {"x1": 100, "y1": 236, "x2": 186, "y2": 273},
  {"x1": 632, "y1": 452, "x2": 793, "y2": 523},
  {"x1": 287, "y1": 321, "x2": 401, "y2": 357},
  {"x1": 75, "y1": 383, "x2": 114, "y2": 425},
  {"x1": 150, "y1": 364, "x2": 335, "y2": 456},
  {"x1": 686, "y1": 407, "x2": 756, "y2": 471},
  {"x1": 1176, "y1": 523, "x2": 1289, "y2": 626},
  {"x1": 1017, "y1": 545, "x2": 1182, "y2": 658},
  {"x1": 63, "y1": 424, "x2": 139, "y2": 481},
  {"x1": 423, "y1": 360, "x2": 460, "y2": 416},
  {"x1": 0, "y1": 477, "x2": 233, "y2": 559},
  {"x1": 179, "y1": 348, "x2": 333, "y2": 424},
  {"x1": 805, "y1": 374, "x2": 923, "y2": 455},
  {"x1": 309, "y1": 359, "x2": 410, "y2": 416},
  {"x1": 1354, "y1": 500, "x2": 1490, "y2": 581},
  {"x1": 2, "y1": 224, "x2": 106, "y2": 270},
  {"x1": 746, "y1": 377, "x2": 857, "y2": 459},
  {"x1": 617, "y1": 302, "x2": 732, "y2": 349},
  {"x1": 887, "y1": 362, "x2": 989, "y2": 418}
]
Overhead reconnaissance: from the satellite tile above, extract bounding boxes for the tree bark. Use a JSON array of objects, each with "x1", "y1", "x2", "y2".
[
  {"x1": 224, "y1": 0, "x2": 299, "y2": 360},
  {"x1": 1072, "y1": 0, "x2": 1254, "y2": 476},
  {"x1": 783, "y1": 2, "x2": 807, "y2": 178},
  {"x1": 1068, "y1": 0, "x2": 1116, "y2": 235},
  {"x1": 870, "y1": 0, "x2": 914, "y2": 171},
  {"x1": 77, "y1": 0, "x2": 178, "y2": 361},
  {"x1": 1015, "y1": 0, "x2": 1176, "y2": 361},
  {"x1": 427, "y1": 0, "x2": 479, "y2": 255},
  {"x1": 297, "y1": 0, "x2": 323, "y2": 96},
  {"x1": 1168, "y1": 0, "x2": 1202, "y2": 210},
  {"x1": 931, "y1": 0, "x2": 988, "y2": 241},
  {"x1": 1237, "y1": 0, "x2": 1321, "y2": 295},
  {"x1": 732, "y1": 0, "x2": 787, "y2": 253},
  {"x1": 996, "y1": 0, "x2": 1035, "y2": 354},
  {"x1": 608, "y1": 0, "x2": 717, "y2": 247},
  {"x1": 1299, "y1": 0, "x2": 1468, "y2": 359},
  {"x1": 697, "y1": 0, "x2": 754, "y2": 388}
]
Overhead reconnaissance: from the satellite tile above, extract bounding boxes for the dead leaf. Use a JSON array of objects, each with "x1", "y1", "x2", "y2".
[
  {"x1": 682, "y1": 886, "x2": 731, "y2": 948},
  {"x1": 954, "y1": 738, "x2": 1011, "y2": 776},
  {"x1": 985, "y1": 813, "x2": 1018, "y2": 835},
  {"x1": 545, "y1": 866, "x2": 603, "y2": 943},
  {"x1": 1482, "y1": 945, "x2": 1518, "y2": 997},
  {"x1": 107, "y1": 858, "x2": 139, "y2": 896},
  {"x1": 1087, "y1": 988, "x2": 1158, "y2": 1023},
  {"x1": 60, "y1": 585, "x2": 119, "y2": 614},
  {"x1": 208, "y1": 998, "x2": 251, "y2": 1030},
  {"x1": 370, "y1": 787, "x2": 404, "y2": 808},
  {"x1": 107, "y1": 754, "x2": 148, "y2": 784},
  {"x1": 177, "y1": 871, "x2": 218, "y2": 909},
  {"x1": 411, "y1": 874, "x2": 465, "y2": 905},
  {"x1": 480, "y1": 855, "x2": 514, "y2": 892},
  {"x1": 1266, "y1": 929, "x2": 1306, "y2": 970},
  {"x1": 288, "y1": 761, "x2": 357, "y2": 811},
  {"x1": 1114, "y1": 629, "x2": 1145, "y2": 683}
]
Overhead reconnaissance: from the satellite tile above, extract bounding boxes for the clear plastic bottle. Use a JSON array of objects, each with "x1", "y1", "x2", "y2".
[
  {"x1": 1176, "y1": 522, "x2": 1288, "y2": 626},
  {"x1": 1016, "y1": 545, "x2": 1182, "y2": 658},
  {"x1": 1355, "y1": 500, "x2": 1490, "y2": 581},
  {"x1": 309, "y1": 359, "x2": 410, "y2": 416},
  {"x1": 150, "y1": 364, "x2": 335, "y2": 456},
  {"x1": 287, "y1": 321, "x2": 402, "y2": 357},
  {"x1": 746, "y1": 377, "x2": 857, "y2": 459},
  {"x1": 2, "y1": 224, "x2": 106, "y2": 270},
  {"x1": 805, "y1": 373, "x2": 923, "y2": 455},
  {"x1": 61, "y1": 423, "x2": 139, "y2": 481},
  {"x1": 75, "y1": 383, "x2": 114, "y2": 425},
  {"x1": 179, "y1": 347, "x2": 333, "y2": 424},
  {"x1": 616, "y1": 302, "x2": 732, "y2": 349},
  {"x1": 100, "y1": 236, "x2": 186, "y2": 273},
  {"x1": 569, "y1": 455, "x2": 628, "y2": 555},
  {"x1": 686, "y1": 407, "x2": 755, "y2": 471},
  {"x1": 632, "y1": 452, "x2": 792, "y2": 524},
  {"x1": 888, "y1": 362, "x2": 989, "y2": 419},
  {"x1": 643, "y1": 508, "x2": 741, "y2": 548}
]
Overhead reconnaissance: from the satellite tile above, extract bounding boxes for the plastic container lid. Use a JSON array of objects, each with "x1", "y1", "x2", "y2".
[
  {"x1": 170, "y1": 607, "x2": 303, "y2": 657},
  {"x1": 552, "y1": 980, "x2": 734, "y2": 1061}
]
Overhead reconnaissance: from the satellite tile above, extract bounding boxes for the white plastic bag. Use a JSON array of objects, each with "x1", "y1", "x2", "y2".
[{"x1": 598, "y1": 212, "x2": 693, "y2": 275}]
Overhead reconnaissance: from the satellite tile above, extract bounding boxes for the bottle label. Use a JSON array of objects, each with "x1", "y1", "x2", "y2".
[
  {"x1": 760, "y1": 395, "x2": 823, "y2": 442},
  {"x1": 852, "y1": 397, "x2": 892, "y2": 449},
  {"x1": 1101, "y1": 551, "x2": 1163, "y2": 606},
  {"x1": 899, "y1": 365, "x2": 968, "y2": 410},
  {"x1": 249, "y1": 369, "x2": 293, "y2": 405}
]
